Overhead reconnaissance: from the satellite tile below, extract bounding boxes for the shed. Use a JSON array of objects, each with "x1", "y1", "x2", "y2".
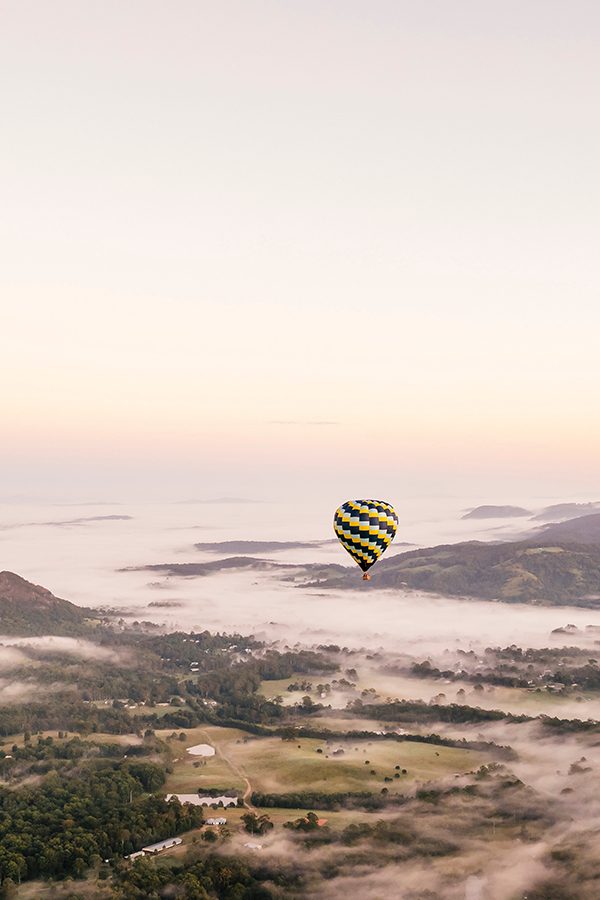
[{"x1": 142, "y1": 837, "x2": 182, "y2": 854}]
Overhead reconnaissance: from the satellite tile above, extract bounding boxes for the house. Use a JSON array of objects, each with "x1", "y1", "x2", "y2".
[
  {"x1": 205, "y1": 817, "x2": 227, "y2": 825},
  {"x1": 126, "y1": 850, "x2": 145, "y2": 861},
  {"x1": 244, "y1": 841, "x2": 263, "y2": 851},
  {"x1": 142, "y1": 837, "x2": 182, "y2": 854}
]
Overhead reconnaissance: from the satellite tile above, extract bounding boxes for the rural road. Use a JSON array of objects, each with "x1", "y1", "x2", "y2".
[
  {"x1": 200, "y1": 728, "x2": 256, "y2": 812},
  {"x1": 217, "y1": 745, "x2": 255, "y2": 811}
]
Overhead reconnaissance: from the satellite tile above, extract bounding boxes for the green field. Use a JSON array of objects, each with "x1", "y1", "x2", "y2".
[
  {"x1": 219, "y1": 735, "x2": 482, "y2": 794},
  {"x1": 157, "y1": 723, "x2": 485, "y2": 799}
]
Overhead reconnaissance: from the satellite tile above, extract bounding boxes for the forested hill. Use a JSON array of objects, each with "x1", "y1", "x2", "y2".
[
  {"x1": 535, "y1": 513, "x2": 600, "y2": 545},
  {"x1": 307, "y1": 541, "x2": 600, "y2": 605},
  {"x1": 0, "y1": 571, "x2": 94, "y2": 636}
]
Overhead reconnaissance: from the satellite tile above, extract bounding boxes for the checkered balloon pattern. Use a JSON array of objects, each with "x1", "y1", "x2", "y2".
[{"x1": 333, "y1": 499, "x2": 398, "y2": 572}]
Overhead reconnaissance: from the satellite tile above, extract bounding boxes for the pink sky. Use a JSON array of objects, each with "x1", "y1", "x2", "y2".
[{"x1": 1, "y1": 1, "x2": 599, "y2": 501}]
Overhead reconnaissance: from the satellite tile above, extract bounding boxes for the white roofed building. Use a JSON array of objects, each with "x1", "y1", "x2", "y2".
[{"x1": 142, "y1": 837, "x2": 182, "y2": 854}]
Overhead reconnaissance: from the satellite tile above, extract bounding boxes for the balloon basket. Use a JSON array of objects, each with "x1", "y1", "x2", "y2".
[{"x1": 362, "y1": 573, "x2": 371, "y2": 581}]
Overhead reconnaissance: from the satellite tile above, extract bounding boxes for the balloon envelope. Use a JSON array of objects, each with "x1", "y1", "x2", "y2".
[{"x1": 333, "y1": 499, "x2": 398, "y2": 572}]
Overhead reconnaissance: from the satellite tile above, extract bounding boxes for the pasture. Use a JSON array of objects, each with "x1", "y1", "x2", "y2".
[{"x1": 157, "y1": 723, "x2": 485, "y2": 799}]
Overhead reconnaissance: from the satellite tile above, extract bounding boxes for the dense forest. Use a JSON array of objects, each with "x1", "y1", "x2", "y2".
[{"x1": 0, "y1": 761, "x2": 203, "y2": 883}]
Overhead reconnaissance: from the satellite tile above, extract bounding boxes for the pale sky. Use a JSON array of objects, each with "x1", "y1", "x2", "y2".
[{"x1": 1, "y1": 1, "x2": 599, "y2": 501}]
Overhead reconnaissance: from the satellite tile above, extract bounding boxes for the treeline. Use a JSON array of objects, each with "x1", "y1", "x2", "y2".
[
  {"x1": 348, "y1": 698, "x2": 600, "y2": 736},
  {"x1": 0, "y1": 763, "x2": 203, "y2": 884},
  {"x1": 275, "y1": 724, "x2": 515, "y2": 757},
  {"x1": 349, "y1": 698, "x2": 529, "y2": 725},
  {"x1": 251, "y1": 790, "x2": 408, "y2": 811}
]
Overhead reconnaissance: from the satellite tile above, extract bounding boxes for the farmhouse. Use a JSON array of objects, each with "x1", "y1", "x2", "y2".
[{"x1": 205, "y1": 816, "x2": 227, "y2": 825}]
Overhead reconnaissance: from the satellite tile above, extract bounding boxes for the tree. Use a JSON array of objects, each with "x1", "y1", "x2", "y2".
[
  {"x1": 284, "y1": 811, "x2": 320, "y2": 832},
  {"x1": 241, "y1": 812, "x2": 273, "y2": 835}
]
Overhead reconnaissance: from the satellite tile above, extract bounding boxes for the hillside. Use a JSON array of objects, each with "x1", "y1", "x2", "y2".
[
  {"x1": 535, "y1": 513, "x2": 600, "y2": 545},
  {"x1": 532, "y1": 502, "x2": 600, "y2": 522},
  {"x1": 462, "y1": 505, "x2": 531, "y2": 519},
  {"x1": 0, "y1": 571, "x2": 94, "y2": 635},
  {"x1": 305, "y1": 542, "x2": 600, "y2": 605}
]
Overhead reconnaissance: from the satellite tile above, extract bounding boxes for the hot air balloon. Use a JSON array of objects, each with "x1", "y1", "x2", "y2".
[{"x1": 333, "y1": 499, "x2": 398, "y2": 580}]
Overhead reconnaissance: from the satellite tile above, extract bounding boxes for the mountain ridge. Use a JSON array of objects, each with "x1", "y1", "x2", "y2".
[{"x1": 0, "y1": 571, "x2": 95, "y2": 636}]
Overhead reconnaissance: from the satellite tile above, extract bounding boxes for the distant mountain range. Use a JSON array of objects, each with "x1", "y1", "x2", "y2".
[
  {"x1": 10, "y1": 509, "x2": 600, "y2": 640},
  {"x1": 462, "y1": 502, "x2": 600, "y2": 523},
  {"x1": 462, "y1": 505, "x2": 531, "y2": 519},
  {"x1": 0, "y1": 571, "x2": 95, "y2": 636},
  {"x1": 194, "y1": 540, "x2": 335, "y2": 553},
  {"x1": 127, "y1": 511, "x2": 600, "y2": 607},
  {"x1": 531, "y1": 502, "x2": 600, "y2": 522}
]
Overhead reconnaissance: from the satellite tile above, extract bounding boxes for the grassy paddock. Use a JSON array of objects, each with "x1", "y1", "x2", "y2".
[{"x1": 166, "y1": 724, "x2": 485, "y2": 796}]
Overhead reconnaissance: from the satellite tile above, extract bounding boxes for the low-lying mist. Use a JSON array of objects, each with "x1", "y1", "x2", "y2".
[{"x1": 0, "y1": 635, "x2": 124, "y2": 662}]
